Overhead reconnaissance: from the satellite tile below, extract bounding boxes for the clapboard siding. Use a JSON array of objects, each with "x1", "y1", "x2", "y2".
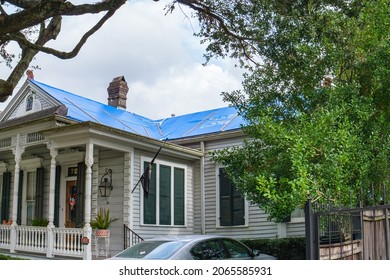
[
  {"x1": 95, "y1": 149, "x2": 124, "y2": 254},
  {"x1": 287, "y1": 222, "x2": 306, "y2": 237},
  {"x1": 184, "y1": 136, "x2": 305, "y2": 240}
]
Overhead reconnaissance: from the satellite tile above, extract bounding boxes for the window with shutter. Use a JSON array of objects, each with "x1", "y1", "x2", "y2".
[
  {"x1": 219, "y1": 168, "x2": 245, "y2": 226},
  {"x1": 142, "y1": 160, "x2": 186, "y2": 226}
]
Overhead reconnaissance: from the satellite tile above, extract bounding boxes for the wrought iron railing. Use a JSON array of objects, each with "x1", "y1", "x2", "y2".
[{"x1": 123, "y1": 224, "x2": 143, "y2": 249}]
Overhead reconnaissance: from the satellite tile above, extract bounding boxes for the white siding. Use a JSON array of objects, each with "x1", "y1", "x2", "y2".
[
  {"x1": 95, "y1": 149, "x2": 124, "y2": 255},
  {"x1": 187, "y1": 136, "x2": 305, "y2": 240}
]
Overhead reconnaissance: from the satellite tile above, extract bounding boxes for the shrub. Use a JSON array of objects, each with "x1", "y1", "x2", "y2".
[{"x1": 242, "y1": 237, "x2": 306, "y2": 260}]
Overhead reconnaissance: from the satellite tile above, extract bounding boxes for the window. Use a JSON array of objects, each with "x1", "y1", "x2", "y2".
[
  {"x1": 218, "y1": 168, "x2": 246, "y2": 226},
  {"x1": 26, "y1": 94, "x2": 34, "y2": 111},
  {"x1": 25, "y1": 171, "x2": 37, "y2": 225},
  {"x1": 290, "y1": 208, "x2": 305, "y2": 223},
  {"x1": 143, "y1": 160, "x2": 186, "y2": 226}
]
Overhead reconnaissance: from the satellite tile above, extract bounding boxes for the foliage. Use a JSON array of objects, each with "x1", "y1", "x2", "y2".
[
  {"x1": 242, "y1": 237, "x2": 306, "y2": 260},
  {"x1": 0, "y1": 254, "x2": 27, "y2": 260},
  {"x1": 200, "y1": 0, "x2": 390, "y2": 221},
  {"x1": 31, "y1": 218, "x2": 49, "y2": 227},
  {"x1": 90, "y1": 208, "x2": 118, "y2": 230}
]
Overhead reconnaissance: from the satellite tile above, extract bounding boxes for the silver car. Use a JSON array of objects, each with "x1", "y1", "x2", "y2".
[{"x1": 110, "y1": 235, "x2": 276, "y2": 260}]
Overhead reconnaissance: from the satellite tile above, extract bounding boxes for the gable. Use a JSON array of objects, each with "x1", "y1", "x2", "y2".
[{"x1": 0, "y1": 80, "x2": 61, "y2": 122}]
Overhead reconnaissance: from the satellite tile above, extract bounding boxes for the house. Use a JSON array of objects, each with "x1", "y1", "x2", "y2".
[{"x1": 0, "y1": 74, "x2": 305, "y2": 259}]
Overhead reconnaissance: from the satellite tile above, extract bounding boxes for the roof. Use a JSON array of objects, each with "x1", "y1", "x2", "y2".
[{"x1": 30, "y1": 80, "x2": 245, "y2": 140}]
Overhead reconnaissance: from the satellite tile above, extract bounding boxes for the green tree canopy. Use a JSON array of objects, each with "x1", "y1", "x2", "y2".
[{"x1": 197, "y1": 0, "x2": 390, "y2": 221}]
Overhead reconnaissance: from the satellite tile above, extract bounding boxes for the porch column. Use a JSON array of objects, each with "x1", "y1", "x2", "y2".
[
  {"x1": 47, "y1": 142, "x2": 58, "y2": 227},
  {"x1": 10, "y1": 134, "x2": 25, "y2": 253},
  {"x1": 83, "y1": 142, "x2": 93, "y2": 260},
  {"x1": 46, "y1": 142, "x2": 58, "y2": 258}
]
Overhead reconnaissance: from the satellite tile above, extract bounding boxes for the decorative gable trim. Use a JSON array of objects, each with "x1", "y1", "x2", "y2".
[{"x1": 0, "y1": 80, "x2": 63, "y2": 122}]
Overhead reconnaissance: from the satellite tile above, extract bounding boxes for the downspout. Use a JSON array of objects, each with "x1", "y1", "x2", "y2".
[
  {"x1": 129, "y1": 147, "x2": 135, "y2": 230},
  {"x1": 200, "y1": 141, "x2": 206, "y2": 235}
]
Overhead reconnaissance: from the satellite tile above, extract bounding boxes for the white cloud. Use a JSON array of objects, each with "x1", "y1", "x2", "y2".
[
  {"x1": 0, "y1": 0, "x2": 243, "y2": 119},
  {"x1": 128, "y1": 63, "x2": 241, "y2": 119}
]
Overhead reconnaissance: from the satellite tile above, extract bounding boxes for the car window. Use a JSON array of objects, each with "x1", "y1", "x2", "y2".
[
  {"x1": 144, "y1": 241, "x2": 185, "y2": 259},
  {"x1": 114, "y1": 241, "x2": 185, "y2": 259},
  {"x1": 221, "y1": 239, "x2": 252, "y2": 259},
  {"x1": 190, "y1": 240, "x2": 227, "y2": 260}
]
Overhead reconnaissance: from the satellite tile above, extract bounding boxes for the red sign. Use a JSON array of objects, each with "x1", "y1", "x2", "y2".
[{"x1": 81, "y1": 236, "x2": 89, "y2": 245}]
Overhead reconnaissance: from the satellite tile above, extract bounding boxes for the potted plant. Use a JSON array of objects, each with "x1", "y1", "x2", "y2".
[
  {"x1": 91, "y1": 208, "x2": 118, "y2": 237},
  {"x1": 31, "y1": 218, "x2": 49, "y2": 227}
]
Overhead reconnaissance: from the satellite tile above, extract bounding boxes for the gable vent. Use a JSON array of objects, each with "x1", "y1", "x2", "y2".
[
  {"x1": 27, "y1": 132, "x2": 44, "y2": 143},
  {"x1": 0, "y1": 137, "x2": 12, "y2": 148}
]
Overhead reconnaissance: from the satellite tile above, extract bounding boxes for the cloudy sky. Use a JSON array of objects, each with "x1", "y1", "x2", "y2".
[{"x1": 0, "y1": 0, "x2": 244, "y2": 120}]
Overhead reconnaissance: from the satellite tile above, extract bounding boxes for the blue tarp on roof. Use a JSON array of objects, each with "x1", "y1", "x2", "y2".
[{"x1": 32, "y1": 80, "x2": 244, "y2": 140}]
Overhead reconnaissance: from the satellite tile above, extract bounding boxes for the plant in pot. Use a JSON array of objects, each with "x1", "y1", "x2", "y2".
[{"x1": 91, "y1": 208, "x2": 118, "y2": 237}]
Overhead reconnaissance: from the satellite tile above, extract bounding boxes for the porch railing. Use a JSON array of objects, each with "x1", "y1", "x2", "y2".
[
  {"x1": 0, "y1": 225, "x2": 11, "y2": 249},
  {"x1": 52, "y1": 227, "x2": 84, "y2": 257},
  {"x1": 123, "y1": 224, "x2": 143, "y2": 249},
  {"x1": 0, "y1": 225, "x2": 84, "y2": 258},
  {"x1": 15, "y1": 226, "x2": 47, "y2": 253}
]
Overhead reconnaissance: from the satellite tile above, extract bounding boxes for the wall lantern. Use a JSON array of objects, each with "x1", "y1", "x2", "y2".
[{"x1": 99, "y1": 169, "x2": 113, "y2": 197}]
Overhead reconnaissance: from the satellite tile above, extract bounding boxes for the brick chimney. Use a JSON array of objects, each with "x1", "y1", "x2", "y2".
[{"x1": 107, "y1": 76, "x2": 128, "y2": 110}]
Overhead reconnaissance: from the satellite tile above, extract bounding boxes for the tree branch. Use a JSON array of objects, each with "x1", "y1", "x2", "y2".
[
  {"x1": 0, "y1": 0, "x2": 126, "y2": 37},
  {"x1": 7, "y1": 8, "x2": 116, "y2": 60}
]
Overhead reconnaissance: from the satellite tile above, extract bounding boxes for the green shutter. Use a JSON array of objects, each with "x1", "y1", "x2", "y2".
[
  {"x1": 17, "y1": 171, "x2": 23, "y2": 225},
  {"x1": 1, "y1": 172, "x2": 11, "y2": 222},
  {"x1": 219, "y1": 168, "x2": 232, "y2": 226},
  {"x1": 232, "y1": 186, "x2": 245, "y2": 226},
  {"x1": 35, "y1": 167, "x2": 44, "y2": 220},
  {"x1": 54, "y1": 166, "x2": 61, "y2": 227},
  {"x1": 143, "y1": 162, "x2": 156, "y2": 224},
  {"x1": 174, "y1": 167, "x2": 185, "y2": 225},
  {"x1": 219, "y1": 168, "x2": 245, "y2": 226},
  {"x1": 159, "y1": 165, "x2": 171, "y2": 225}
]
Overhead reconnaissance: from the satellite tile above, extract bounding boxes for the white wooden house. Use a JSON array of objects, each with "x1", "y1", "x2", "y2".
[{"x1": 0, "y1": 75, "x2": 305, "y2": 259}]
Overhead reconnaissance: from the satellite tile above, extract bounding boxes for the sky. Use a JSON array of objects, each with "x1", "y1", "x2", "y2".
[{"x1": 0, "y1": 0, "x2": 244, "y2": 120}]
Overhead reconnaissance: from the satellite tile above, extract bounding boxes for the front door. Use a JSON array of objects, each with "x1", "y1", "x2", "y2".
[{"x1": 65, "y1": 180, "x2": 77, "y2": 228}]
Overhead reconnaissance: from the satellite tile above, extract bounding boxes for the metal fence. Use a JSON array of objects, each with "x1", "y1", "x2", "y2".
[{"x1": 305, "y1": 201, "x2": 390, "y2": 260}]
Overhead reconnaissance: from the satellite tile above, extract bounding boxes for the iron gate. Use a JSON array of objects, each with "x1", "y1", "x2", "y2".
[{"x1": 305, "y1": 200, "x2": 390, "y2": 260}]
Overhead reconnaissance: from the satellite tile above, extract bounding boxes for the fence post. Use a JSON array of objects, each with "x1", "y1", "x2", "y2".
[
  {"x1": 305, "y1": 199, "x2": 319, "y2": 260},
  {"x1": 9, "y1": 223, "x2": 16, "y2": 253},
  {"x1": 46, "y1": 225, "x2": 53, "y2": 258},
  {"x1": 385, "y1": 208, "x2": 390, "y2": 260}
]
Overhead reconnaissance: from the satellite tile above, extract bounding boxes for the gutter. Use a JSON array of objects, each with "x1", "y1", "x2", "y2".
[{"x1": 200, "y1": 141, "x2": 206, "y2": 235}]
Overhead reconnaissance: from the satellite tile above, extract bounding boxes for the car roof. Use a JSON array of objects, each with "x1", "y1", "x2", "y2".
[{"x1": 144, "y1": 235, "x2": 233, "y2": 242}]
